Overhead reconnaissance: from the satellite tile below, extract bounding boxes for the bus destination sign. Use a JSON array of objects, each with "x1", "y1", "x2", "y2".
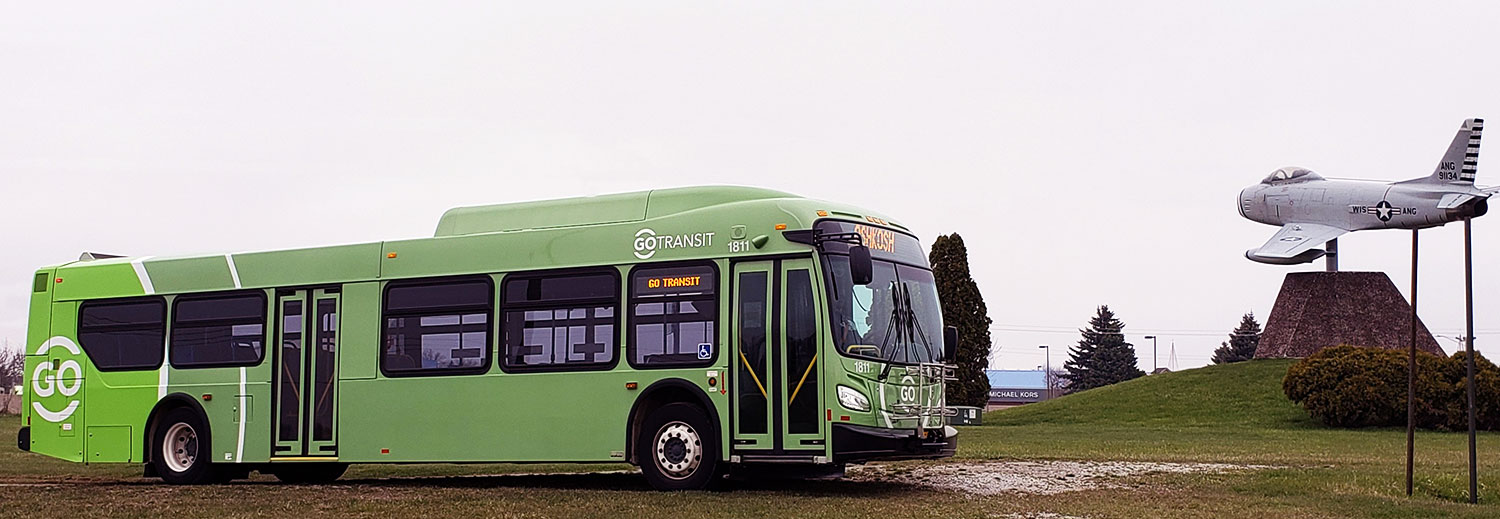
[
  {"x1": 634, "y1": 265, "x2": 716, "y2": 297},
  {"x1": 854, "y1": 224, "x2": 897, "y2": 254},
  {"x1": 647, "y1": 275, "x2": 703, "y2": 290}
]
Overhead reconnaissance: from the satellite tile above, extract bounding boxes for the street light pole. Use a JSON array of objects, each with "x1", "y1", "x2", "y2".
[
  {"x1": 1038, "y1": 345, "x2": 1051, "y2": 397},
  {"x1": 1144, "y1": 335, "x2": 1158, "y2": 373}
]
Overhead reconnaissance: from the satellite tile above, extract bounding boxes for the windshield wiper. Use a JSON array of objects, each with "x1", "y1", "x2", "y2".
[
  {"x1": 903, "y1": 283, "x2": 934, "y2": 362},
  {"x1": 878, "y1": 283, "x2": 913, "y2": 381},
  {"x1": 877, "y1": 281, "x2": 936, "y2": 381}
]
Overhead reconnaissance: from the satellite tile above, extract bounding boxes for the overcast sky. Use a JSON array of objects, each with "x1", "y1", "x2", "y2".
[{"x1": 3, "y1": 2, "x2": 1498, "y2": 371}]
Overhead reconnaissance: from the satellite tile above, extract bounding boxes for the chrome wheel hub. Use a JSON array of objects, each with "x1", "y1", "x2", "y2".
[
  {"x1": 653, "y1": 421, "x2": 701, "y2": 480},
  {"x1": 163, "y1": 423, "x2": 198, "y2": 473}
]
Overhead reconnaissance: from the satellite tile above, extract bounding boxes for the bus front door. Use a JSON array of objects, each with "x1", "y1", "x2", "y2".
[
  {"x1": 271, "y1": 289, "x2": 340, "y2": 459},
  {"x1": 730, "y1": 258, "x2": 827, "y2": 461}
]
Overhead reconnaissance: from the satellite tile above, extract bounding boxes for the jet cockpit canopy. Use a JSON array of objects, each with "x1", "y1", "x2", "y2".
[{"x1": 1261, "y1": 167, "x2": 1323, "y2": 184}]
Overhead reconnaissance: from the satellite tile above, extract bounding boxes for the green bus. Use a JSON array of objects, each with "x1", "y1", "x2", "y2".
[{"x1": 18, "y1": 186, "x2": 956, "y2": 490}]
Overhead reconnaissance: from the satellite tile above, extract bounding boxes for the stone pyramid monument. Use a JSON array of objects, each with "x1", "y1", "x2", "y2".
[{"x1": 1255, "y1": 271, "x2": 1446, "y2": 358}]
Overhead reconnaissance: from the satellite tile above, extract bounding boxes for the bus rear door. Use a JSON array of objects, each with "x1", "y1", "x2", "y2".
[{"x1": 271, "y1": 289, "x2": 340, "y2": 459}]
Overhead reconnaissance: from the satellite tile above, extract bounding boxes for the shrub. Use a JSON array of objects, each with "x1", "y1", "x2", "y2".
[
  {"x1": 1283, "y1": 345, "x2": 1499, "y2": 430},
  {"x1": 1437, "y1": 351, "x2": 1500, "y2": 431}
]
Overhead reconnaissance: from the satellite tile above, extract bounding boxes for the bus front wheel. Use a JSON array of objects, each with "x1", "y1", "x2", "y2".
[
  {"x1": 637, "y1": 403, "x2": 721, "y2": 491},
  {"x1": 151, "y1": 407, "x2": 221, "y2": 485}
]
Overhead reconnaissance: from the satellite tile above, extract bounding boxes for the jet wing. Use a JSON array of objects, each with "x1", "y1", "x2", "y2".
[{"x1": 1246, "y1": 223, "x2": 1346, "y2": 265}]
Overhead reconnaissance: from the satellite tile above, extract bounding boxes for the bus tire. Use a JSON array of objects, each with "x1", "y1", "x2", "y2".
[
  {"x1": 637, "y1": 402, "x2": 721, "y2": 491},
  {"x1": 151, "y1": 407, "x2": 219, "y2": 485},
  {"x1": 273, "y1": 463, "x2": 348, "y2": 484}
]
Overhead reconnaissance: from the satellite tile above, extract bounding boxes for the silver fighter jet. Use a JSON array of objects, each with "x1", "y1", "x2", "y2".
[{"x1": 1240, "y1": 118, "x2": 1495, "y2": 268}]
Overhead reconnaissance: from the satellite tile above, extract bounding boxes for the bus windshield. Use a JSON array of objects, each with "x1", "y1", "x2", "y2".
[{"x1": 825, "y1": 255, "x2": 944, "y2": 365}]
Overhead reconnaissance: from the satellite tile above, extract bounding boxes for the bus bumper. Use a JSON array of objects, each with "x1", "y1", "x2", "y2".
[
  {"x1": 17, "y1": 426, "x2": 29, "y2": 452},
  {"x1": 831, "y1": 423, "x2": 956, "y2": 463}
]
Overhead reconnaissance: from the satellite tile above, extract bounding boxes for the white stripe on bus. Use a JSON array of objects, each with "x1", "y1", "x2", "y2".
[
  {"x1": 157, "y1": 363, "x2": 168, "y2": 400},
  {"x1": 226, "y1": 254, "x2": 242, "y2": 289},
  {"x1": 132, "y1": 256, "x2": 169, "y2": 400},
  {"x1": 236, "y1": 367, "x2": 247, "y2": 463},
  {"x1": 131, "y1": 256, "x2": 155, "y2": 294}
]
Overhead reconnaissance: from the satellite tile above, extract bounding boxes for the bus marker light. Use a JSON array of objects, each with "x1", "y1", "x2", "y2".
[
  {"x1": 816, "y1": 210, "x2": 828, "y2": 217},
  {"x1": 625, "y1": 382, "x2": 638, "y2": 390},
  {"x1": 55, "y1": 278, "x2": 62, "y2": 283},
  {"x1": 826, "y1": 409, "x2": 832, "y2": 421},
  {"x1": 201, "y1": 394, "x2": 212, "y2": 401},
  {"x1": 775, "y1": 224, "x2": 787, "y2": 230},
  {"x1": 840, "y1": 416, "x2": 850, "y2": 421},
  {"x1": 381, "y1": 448, "x2": 390, "y2": 454},
  {"x1": 387, "y1": 252, "x2": 397, "y2": 259}
]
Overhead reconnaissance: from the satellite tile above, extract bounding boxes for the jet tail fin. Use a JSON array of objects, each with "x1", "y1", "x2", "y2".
[{"x1": 1403, "y1": 118, "x2": 1482, "y2": 185}]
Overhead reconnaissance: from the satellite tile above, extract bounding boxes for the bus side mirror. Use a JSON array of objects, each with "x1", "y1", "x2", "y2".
[
  {"x1": 943, "y1": 326, "x2": 959, "y2": 363},
  {"x1": 849, "y1": 245, "x2": 873, "y2": 285}
]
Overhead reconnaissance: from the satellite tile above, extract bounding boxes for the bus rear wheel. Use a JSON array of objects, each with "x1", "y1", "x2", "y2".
[
  {"x1": 637, "y1": 403, "x2": 720, "y2": 491},
  {"x1": 273, "y1": 463, "x2": 348, "y2": 484},
  {"x1": 152, "y1": 407, "x2": 221, "y2": 485}
]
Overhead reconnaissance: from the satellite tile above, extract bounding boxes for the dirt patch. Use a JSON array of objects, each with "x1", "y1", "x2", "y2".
[{"x1": 848, "y1": 460, "x2": 1270, "y2": 496}]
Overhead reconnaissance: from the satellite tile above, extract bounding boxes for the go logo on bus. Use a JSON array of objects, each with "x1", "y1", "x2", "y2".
[
  {"x1": 633, "y1": 228, "x2": 716, "y2": 260},
  {"x1": 30, "y1": 336, "x2": 83, "y2": 423},
  {"x1": 899, "y1": 375, "x2": 917, "y2": 403}
]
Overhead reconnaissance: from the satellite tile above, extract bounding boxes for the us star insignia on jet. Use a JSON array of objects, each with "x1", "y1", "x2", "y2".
[{"x1": 1240, "y1": 118, "x2": 1495, "y2": 267}]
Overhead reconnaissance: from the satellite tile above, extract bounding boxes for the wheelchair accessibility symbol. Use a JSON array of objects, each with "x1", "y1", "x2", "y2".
[{"x1": 697, "y1": 343, "x2": 713, "y2": 360}]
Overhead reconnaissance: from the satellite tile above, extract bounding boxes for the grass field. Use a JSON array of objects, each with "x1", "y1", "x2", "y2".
[{"x1": 1, "y1": 359, "x2": 1497, "y2": 518}]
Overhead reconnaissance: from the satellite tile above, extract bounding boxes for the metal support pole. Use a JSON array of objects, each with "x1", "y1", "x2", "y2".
[
  {"x1": 1464, "y1": 218, "x2": 1477, "y2": 504},
  {"x1": 1045, "y1": 347, "x2": 1052, "y2": 398},
  {"x1": 1406, "y1": 229, "x2": 1418, "y2": 497},
  {"x1": 1326, "y1": 238, "x2": 1338, "y2": 272}
]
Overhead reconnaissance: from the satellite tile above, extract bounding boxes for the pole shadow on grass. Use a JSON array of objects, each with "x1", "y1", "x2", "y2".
[{"x1": 1, "y1": 472, "x2": 924, "y2": 497}]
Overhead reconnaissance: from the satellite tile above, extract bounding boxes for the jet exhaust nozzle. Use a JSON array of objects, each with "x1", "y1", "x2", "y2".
[{"x1": 1444, "y1": 197, "x2": 1490, "y2": 220}]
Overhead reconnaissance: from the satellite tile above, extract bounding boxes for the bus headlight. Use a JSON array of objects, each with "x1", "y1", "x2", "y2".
[{"x1": 837, "y1": 385, "x2": 870, "y2": 413}]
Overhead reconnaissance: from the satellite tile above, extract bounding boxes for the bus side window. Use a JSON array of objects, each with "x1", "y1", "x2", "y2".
[
  {"x1": 627, "y1": 264, "x2": 718, "y2": 369},
  {"x1": 500, "y1": 270, "x2": 619, "y2": 371},
  {"x1": 170, "y1": 292, "x2": 267, "y2": 368},
  {"x1": 381, "y1": 277, "x2": 493, "y2": 376},
  {"x1": 78, "y1": 298, "x2": 167, "y2": 371}
]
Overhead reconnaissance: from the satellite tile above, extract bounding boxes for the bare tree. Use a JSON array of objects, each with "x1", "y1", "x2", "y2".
[
  {"x1": 1046, "y1": 368, "x2": 1068, "y2": 390},
  {"x1": 0, "y1": 348, "x2": 23, "y2": 415},
  {"x1": 1045, "y1": 367, "x2": 1068, "y2": 399}
]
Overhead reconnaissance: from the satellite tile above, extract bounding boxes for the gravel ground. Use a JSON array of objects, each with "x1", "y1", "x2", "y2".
[{"x1": 847, "y1": 460, "x2": 1271, "y2": 496}]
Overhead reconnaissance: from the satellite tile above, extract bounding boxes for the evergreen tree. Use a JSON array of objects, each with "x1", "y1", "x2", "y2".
[
  {"x1": 1212, "y1": 312, "x2": 1261, "y2": 364},
  {"x1": 1060, "y1": 305, "x2": 1144, "y2": 393},
  {"x1": 928, "y1": 233, "x2": 993, "y2": 407}
]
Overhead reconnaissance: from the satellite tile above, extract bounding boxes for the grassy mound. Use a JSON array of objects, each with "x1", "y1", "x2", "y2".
[{"x1": 986, "y1": 359, "x2": 1316, "y2": 429}]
